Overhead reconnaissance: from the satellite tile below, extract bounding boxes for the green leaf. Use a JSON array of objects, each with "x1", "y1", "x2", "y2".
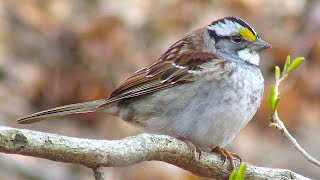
[
  {"x1": 283, "y1": 55, "x2": 291, "y2": 73},
  {"x1": 287, "y1": 57, "x2": 304, "y2": 73},
  {"x1": 273, "y1": 97, "x2": 280, "y2": 112},
  {"x1": 229, "y1": 170, "x2": 237, "y2": 180},
  {"x1": 228, "y1": 163, "x2": 247, "y2": 180},
  {"x1": 275, "y1": 66, "x2": 280, "y2": 80},
  {"x1": 268, "y1": 85, "x2": 276, "y2": 112},
  {"x1": 237, "y1": 163, "x2": 247, "y2": 180}
]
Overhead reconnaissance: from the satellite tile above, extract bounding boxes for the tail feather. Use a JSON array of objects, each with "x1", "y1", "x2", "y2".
[{"x1": 16, "y1": 99, "x2": 107, "y2": 124}]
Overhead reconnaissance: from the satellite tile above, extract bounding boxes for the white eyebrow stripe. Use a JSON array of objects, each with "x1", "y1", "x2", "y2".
[
  {"x1": 207, "y1": 20, "x2": 243, "y2": 36},
  {"x1": 207, "y1": 19, "x2": 256, "y2": 37}
]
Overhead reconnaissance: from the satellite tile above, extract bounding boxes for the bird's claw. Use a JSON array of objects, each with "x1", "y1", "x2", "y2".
[{"x1": 212, "y1": 146, "x2": 241, "y2": 170}]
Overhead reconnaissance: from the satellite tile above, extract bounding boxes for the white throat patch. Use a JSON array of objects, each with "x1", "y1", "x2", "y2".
[{"x1": 238, "y1": 49, "x2": 260, "y2": 66}]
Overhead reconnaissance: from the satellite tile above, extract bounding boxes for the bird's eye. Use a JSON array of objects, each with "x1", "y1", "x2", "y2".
[{"x1": 231, "y1": 35, "x2": 242, "y2": 43}]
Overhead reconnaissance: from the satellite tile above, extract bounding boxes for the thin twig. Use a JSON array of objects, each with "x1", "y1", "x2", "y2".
[
  {"x1": 272, "y1": 112, "x2": 320, "y2": 168},
  {"x1": 93, "y1": 166, "x2": 104, "y2": 180},
  {"x1": 270, "y1": 67, "x2": 320, "y2": 168}
]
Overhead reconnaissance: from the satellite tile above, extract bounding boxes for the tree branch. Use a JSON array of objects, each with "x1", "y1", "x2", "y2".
[{"x1": 0, "y1": 126, "x2": 310, "y2": 179}]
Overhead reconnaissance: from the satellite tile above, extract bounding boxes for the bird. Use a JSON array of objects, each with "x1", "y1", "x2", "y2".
[{"x1": 17, "y1": 16, "x2": 271, "y2": 170}]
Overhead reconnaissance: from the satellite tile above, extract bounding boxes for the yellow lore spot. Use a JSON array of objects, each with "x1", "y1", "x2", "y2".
[{"x1": 239, "y1": 28, "x2": 256, "y2": 41}]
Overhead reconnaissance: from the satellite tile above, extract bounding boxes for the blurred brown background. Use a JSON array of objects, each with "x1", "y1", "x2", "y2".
[{"x1": 0, "y1": 0, "x2": 319, "y2": 179}]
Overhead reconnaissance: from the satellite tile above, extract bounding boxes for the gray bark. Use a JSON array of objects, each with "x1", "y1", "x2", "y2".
[{"x1": 0, "y1": 126, "x2": 310, "y2": 179}]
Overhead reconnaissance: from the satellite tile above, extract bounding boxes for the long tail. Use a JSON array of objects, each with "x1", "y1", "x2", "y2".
[{"x1": 16, "y1": 99, "x2": 107, "y2": 124}]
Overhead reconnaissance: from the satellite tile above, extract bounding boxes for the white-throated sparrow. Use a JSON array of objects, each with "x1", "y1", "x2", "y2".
[{"x1": 17, "y1": 17, "x2": 271, "y2": 170}]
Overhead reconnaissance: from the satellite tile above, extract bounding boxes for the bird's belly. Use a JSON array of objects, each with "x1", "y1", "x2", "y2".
[
  {"x1": 185, "y1": 73, "x2": 263, "y2": 148},
  {"x1": 186, "y1": 93, "x2": 258, "y2": 149},
  {"x1": 162, "y1": 86, "x2": 259, "y2": 148}
]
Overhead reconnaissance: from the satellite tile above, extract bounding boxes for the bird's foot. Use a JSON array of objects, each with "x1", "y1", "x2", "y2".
[
  {"x1": 211, "y1": 146, "x2": 241, "y2": 170},
  {"x1": 178, "y1": 137, "x2": 202, "y2": 159}
]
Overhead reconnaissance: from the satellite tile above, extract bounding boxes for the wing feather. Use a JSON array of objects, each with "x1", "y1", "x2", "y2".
[{"x1": 100, "y1": 53, "x2": 218, "y2": 107}]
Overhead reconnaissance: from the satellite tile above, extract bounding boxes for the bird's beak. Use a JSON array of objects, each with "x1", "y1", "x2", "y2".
[{"x1": 249, "y1": 38, "x2": 271, "y2": 52}]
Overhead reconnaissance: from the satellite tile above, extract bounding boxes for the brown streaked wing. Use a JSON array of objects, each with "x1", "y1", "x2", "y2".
[{"x1": 99, "y1": 51, "x2": 217, "y2": 107}]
